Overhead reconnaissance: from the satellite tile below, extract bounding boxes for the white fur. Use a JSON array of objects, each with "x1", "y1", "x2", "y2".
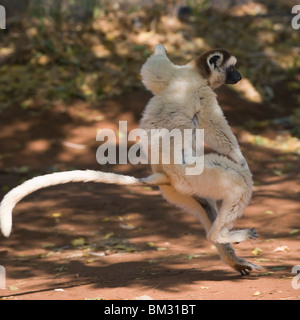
[
  {"x1": 226, "y1": 56, "x2": 237, "y2": 67},
  {"x1": 0, "y1": 45, "x2": 261, "y2": 274},
  {"x1": 140, "y1": 45, "x2": 261, "y2": 273},
  {"x1": 140, "y1": 44, "x2": 176, "y2": 95},
  {"x1": 140, "y1": 46, "x2": 252, "y2": 244},
  {"x1": 0, "y1": 170, "x2": 169, "y2": 237}
]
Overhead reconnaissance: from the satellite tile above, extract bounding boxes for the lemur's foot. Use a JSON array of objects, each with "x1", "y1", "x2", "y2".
[
  {"x1": 233, "y1": 258, "x2": 262, "y2": 276},
  {"x1": 215, "y1": 243, "x2": 262, "y2": 276},
  {"x1": 248, "y1": 227, "x2": 258, "y2": 239},
  {"x1": 209, "y1": 227, "x2": 258, "y2": 244},
  {"x1": 234, "y1": 228, "x2": 258, "y2": 244}
]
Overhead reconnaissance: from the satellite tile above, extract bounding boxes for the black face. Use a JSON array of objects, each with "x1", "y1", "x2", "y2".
[{"x1": 225, "y1": 65, "x2": 242, "y2": 84}]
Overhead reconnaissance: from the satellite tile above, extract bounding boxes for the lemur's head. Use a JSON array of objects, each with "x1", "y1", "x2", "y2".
[{"x1": 193, "y1": 49, "x2": 242, "y2": 89}]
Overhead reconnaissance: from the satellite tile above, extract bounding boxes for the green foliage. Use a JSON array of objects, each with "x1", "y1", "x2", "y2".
[{"x1": 0, "y1": 0, "x2": 299, "y2": 137}]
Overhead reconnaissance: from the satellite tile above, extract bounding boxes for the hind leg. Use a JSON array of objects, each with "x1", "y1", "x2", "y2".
[
  {"x1": 159, "y1": 185, "x2": 212, "y2": 232},
  {"x1": 159, "y1": 185, "x2": 261, "y2": 274},
  {"x1": 206, "y1": 192, "x2": 258, "y2": 244},
  {"x1": 167, "y1": 155, "x2": 256, "y2": 244},
  {"x1": 214, "y1": 242, "x2": 262, "y2": 275},
  {"x1": 194, "y1": 197, "x2": 261, "y2": 275}
]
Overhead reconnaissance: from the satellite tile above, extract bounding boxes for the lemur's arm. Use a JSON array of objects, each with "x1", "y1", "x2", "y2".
[{"x1": 140, "y1": 44, "x2": 176, "y2": 94}]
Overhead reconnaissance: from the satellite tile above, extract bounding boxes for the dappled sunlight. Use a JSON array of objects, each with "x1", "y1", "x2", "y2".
[
  {"x1": 0, "y1": 1, "x2": 300, "y2": 300},
  {"x1": 240, "y1": 130, "x2": 300, "y2": 160},
  {"x1": 241, "y1": 131, "x2": 300, "y2": 155},
  {"x1": 234, "y1": 78, "x2": 263, "y2": 103},
  {"x1": 0, "y1": 46, "x2": 15, "y2": 61},
  {"x1": 0, "y1": 1, "x2": 299, "y2": 117}
]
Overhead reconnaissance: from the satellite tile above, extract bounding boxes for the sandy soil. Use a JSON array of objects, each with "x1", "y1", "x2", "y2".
[{"x1": 0, "y1": 88, "x2": 299, "y2": 300}]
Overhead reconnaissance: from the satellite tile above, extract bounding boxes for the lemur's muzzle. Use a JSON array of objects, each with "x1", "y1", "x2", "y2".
[{"x1": 225, "y1": 68, "x2": 242, "y2": 84}]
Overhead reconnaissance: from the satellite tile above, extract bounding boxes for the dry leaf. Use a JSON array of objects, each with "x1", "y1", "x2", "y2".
[
  {"x1": 71, "y1": 237, "x2": 86, "y2": 246},
  {"x1": 85, "y1": 259, "x2": 94, "y2": 264},
  {"x1": 9, "y1": 285, "x2": 19, "y2": 291},
  {"x1": 273, "y1": 246, "x2": 290, "y2": 252},
  {"x1": 55, "y1": 266, "x2": 68, "y2": 272},
  {"x1": 147, "y1": 242, "x2": 155, "y2": 247},
  {"x1": 104, "y1": 232, "x2": 114, "y2": 239},
  {"x1": 119, "y1": 223, "x2": 135, "y2": 230},
  {"x1": 52, "y1": 212, "x2": 62, "y2": 218},
  {"x1": 255, "y1": 258, "x2": 270, "y2": 262},
  {"x1": 270, "y1": 266, "x2": 287, "y2": 271},
  {"x1": 289, "y1": 229, "x2": 300, "y2": 235},
  {"x1": 264, "y1": 210, "x2": 274, "y2": 215},
  {"x1": 254, "y1": 271, "x2": 273, "y2": 277},
  {"x1": 88, "y1": 252, "x2": 105, "y2": 257},
  {"x1": 252, "y1": 247, "x2": 263, "y2": 256}
]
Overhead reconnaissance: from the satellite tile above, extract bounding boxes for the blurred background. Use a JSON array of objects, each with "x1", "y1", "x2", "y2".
[
  {"x1": 0, "y1": 1, "x2": 299, "y2": 120},
  {"x1": 0, "y1": 0, "x2": 300, "y2": 181},
  {"x1": 0, "y1": 0, "x2": 300, "y2": 130},
  {"x1": 0, "y1": 1, "x2": 300, "y2": 300},
  {"x1": 0, "y1": 2, "x2": 299, "y2": 110},
  {"x1": 0, "y1": 0, "x2": 299, "y2": 177}
]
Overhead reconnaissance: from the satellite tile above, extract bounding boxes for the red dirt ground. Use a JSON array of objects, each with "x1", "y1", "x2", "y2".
[{"x1": 0, "y1": 88, "x2": 299, "y2": 300}]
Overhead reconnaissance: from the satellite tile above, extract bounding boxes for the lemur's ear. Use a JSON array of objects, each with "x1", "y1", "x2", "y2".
[{"x1": 208, "y1": 55, "x2": 220, "y2": 68}]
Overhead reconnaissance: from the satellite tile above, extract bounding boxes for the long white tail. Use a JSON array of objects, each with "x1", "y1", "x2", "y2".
[{"x1": 0, "y1": 170, "x2": 169, "y2": 237}]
